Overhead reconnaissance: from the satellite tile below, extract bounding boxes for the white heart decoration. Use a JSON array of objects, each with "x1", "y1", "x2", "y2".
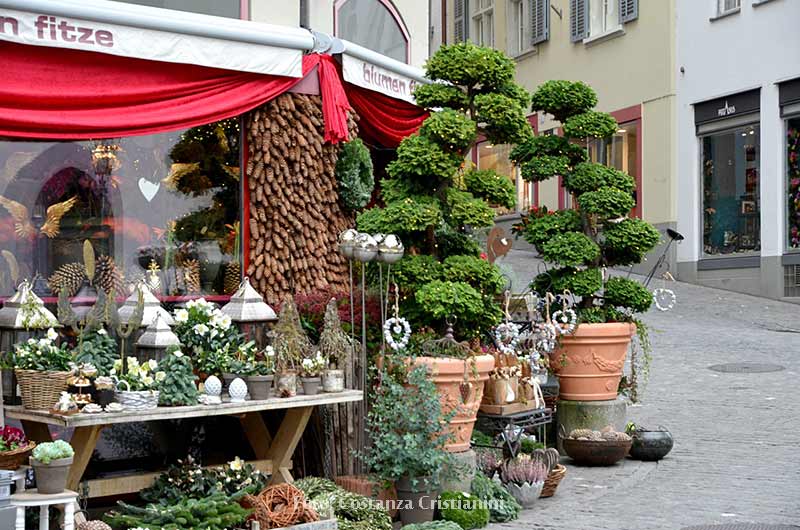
[{"x1": 138, "y1": 178, "x2": 160, "y2": 202}]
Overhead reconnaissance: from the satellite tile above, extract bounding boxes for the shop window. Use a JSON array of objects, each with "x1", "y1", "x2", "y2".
[
  {"x1": 0, "y1": 119, "x2": 241, "y2": 300},
  {"x1": 701, "y1": 124, "x2": 760, "y2": 256},
  {"x1": 787, "y1": 117, "x2": 800, "y2": 248},
  {"x1": 472, "y1": 0, "x2": 494, "y2": 47},
  {"x1": 587, "y1": 121, "x2": 639, "y2": 213},
  {"x1": 336, "y1": 0, "x2": 410, "y2": 63},
  {"x1": 477, "y1": 143, "x2": 525, "y2": 214},
  {"x1": 588, "y1": 0, "x2": 619, "y2": 37},
  {"x1": 111, "y1": 0, "x2": 242, "y2": 19}
]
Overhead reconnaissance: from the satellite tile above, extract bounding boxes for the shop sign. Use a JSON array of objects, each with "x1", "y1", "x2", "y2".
[
  {"x1": 342, "y1": 54, "x2": 418, "y2": 103},
  {"x1": 694, "y1": 89, "x2": 760, "y2": 125},
  {"x1": 0, "y1": 7, "x2": 303, "y2": 77}
]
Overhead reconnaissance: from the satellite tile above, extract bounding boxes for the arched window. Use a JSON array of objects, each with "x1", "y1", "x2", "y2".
[{"x1": 335, "y1": 0, "x2": 410, "y2": 63}]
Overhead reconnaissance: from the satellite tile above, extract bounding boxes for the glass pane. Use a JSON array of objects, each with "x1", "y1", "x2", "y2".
[
  {"x1": 0, "y1": 119, "x2": 241, "y2": 300},
  {"x1": 478, "y1": 143, "x2": 515, "y2": 215},
  {"x1": 702, "y1": 124, "x2": 760, "y2": 255},
  {"x1": 787, "y1": 117, "x2": 800, "y2": 248},
  {"x1": 338, "y1": 0, "x2": 408, "y2": 63},
  {"x1": 110, "y1": 0, "x2": 241, "y2": 19}
]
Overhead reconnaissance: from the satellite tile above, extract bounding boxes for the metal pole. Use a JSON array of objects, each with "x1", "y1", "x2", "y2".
[
  {"x1": 378, "y1": 263, "x2": 385, "y2": 348},
  {"x1": 349, "y1": 259, "x2": 355, "y2": 347}
]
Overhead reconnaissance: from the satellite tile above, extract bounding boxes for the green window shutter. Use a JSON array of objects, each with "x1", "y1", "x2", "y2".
[
  {"x1": 530, "y1": 0, "x2": 550, "y2": 45},
  {"x1": 570, "y1": 0, "x2": 588, "y2": 42},
  {"x1": 619, "y1": 0, "x2": 639, "y2": 23}
]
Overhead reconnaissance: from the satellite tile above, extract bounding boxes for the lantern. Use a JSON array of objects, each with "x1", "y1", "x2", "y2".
[
  {"x1": 135, "y1": 313, "x2": 181, "y2": 363},
  {"x1": 0, "y1": 281, "x2": 59, "y2": 405},
  {"x1": 220, "y1": 277, "x2": 277, "y2": 347},
  {"x1": 119, "y1": 284, "x2": 173, "y2": 329},
  {"x1": 70, "y1": 280, "x2": 99, "y2": 320}
]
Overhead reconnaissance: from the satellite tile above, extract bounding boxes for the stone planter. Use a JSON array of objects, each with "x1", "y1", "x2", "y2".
[
  {"x1": 394, "y1": 476, "x2": 437, "y2": 525},
  {"x1": 550, "y1": 322, "x2": 635, "y2": 401},
  {"x1": 412, "y1": 355, "x2": 495, "y2": 453},
  {"x1": 506, "y1": 481, "x2": 544, "y2": 508},
  {"x1": 629, "y1": 429, "x2": 674, "y2": 461},
  {"x1": 31, "y1": 456, "x2": 73, "y2": 494},
  {"x1": 276, "y1": 371, "x2": 298, "y2": 397},
  {"x1": 301, "y1": 377, "x2": 321, "y2": 396},
  {"x1": 246, "y1": 375, "x2": 274, "y2": 400},
  {"x1": 322, "y1": 369, "x2": 345, "y2": 393}
]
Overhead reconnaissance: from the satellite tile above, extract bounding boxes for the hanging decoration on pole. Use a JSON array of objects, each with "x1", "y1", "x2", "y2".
[
  {"x1": 551, "y1": 290, "x2": 577, "y2": 336},
  {"x1": 652, "y1": 271, "x2": 677, "y2": 312},
  {"x1": 383, "y1": 283, "x2": 411, "y2": 352}
]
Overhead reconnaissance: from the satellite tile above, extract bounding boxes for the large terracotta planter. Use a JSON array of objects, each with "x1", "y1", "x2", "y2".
[
  {"x1": 551, "y1": 322, "x2": 635, "y2": 401},
  {"x1": 413, "y1": 355, "x2": 495, "y2": 452}
]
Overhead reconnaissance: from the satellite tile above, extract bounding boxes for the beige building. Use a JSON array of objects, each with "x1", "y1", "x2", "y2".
[{"x1": 438, "y1": 0, "x2": 677, "y2": 268}]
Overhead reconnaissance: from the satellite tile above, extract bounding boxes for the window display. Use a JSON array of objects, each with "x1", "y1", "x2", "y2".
[
  {"x1": 787, "y1": 117, "x2": 800, "y2": 248},
  {"x1": 0, "y1": 119, "x2": 241, "y2": 300},
  {"x1": 702, "y1": 124, "x2": 760, "y2": 256}
]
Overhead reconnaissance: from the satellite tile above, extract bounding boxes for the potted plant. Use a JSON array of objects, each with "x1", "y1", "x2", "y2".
[
  {"x1": 317, "y1": 298, "x2": 354, "y2": 393},
  {"x1": 158, "y1": 346, "x2": 199, "y2": 406},
  {"x1": 31, "y1": 440, "x2": 74, "y2": 494},
  {"x1": 72, "y1": 326, "x2": 117, "y2": 377},
  {"x1": 0, "y1": 425, "x2": 35, "y2": 470},
  {"x1": 110, "y1": 357, "x2": 164, "y2": 410},
  {"x1": 172, "y1": 298, "x2": 239, "y2": 357},
  {"x1": 498, "y1": 457, "x2": 548, "y2": 508},
  {"x1": 272, "y1": 298, "x2": 310, "y2": 398},
  {"x1": 626, "y1": 423, "x2": 674, "y2": 461},
  {"x1": 247, "y1": 345, "x2": 275, "y2": 401},
  {"x1": 300, "y1": 350, "x2": 326, "y2": 396},
  {"x1": 358, "y1": 362, "x2": 454, "y2": 525},
  {"x1": 510, "y1": 80, "x2": 660, "y2": 401},
  {"x1": 225, "y1": 340, "x2": 259, "y2": 393},
  {"x1": 11, "y1": 327, "x2": 73, "y2": 410},
  {"x1": 94, "y1": 375, "x2": 115, "y2": 407}
]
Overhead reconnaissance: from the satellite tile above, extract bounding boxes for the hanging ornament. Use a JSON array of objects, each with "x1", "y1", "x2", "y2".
[
  {"x1": 653, "y1": 271, "x2": 677, "y2": 312},
  {"x1": 494, "y1": 322, "x2": 521, "y2": 355},
  {"x1": 535, "y1": 293, "x2": 558, "y2": 353},
  {"x1": 383, "y1": 284, "x2": 411, "y2": 352},
  {"x1": 551, "y1": 290, "x2": 577, "y2": 335}
]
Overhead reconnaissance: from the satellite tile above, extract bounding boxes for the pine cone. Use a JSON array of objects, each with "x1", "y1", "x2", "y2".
[
  {"x1": 95, "y1": 255, "x2": 125, "y2": 296},
  {"x1": 176, "y1": 258, "x2": 201, "y2": 295},
  {"x1": 48, "y1": 263, "x2": 86, "y2": 296},
  {"x1": 224, "y1": 261, "x2": 241, "y2": 294}
]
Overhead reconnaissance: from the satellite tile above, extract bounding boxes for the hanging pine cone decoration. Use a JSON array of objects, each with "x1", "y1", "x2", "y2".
[
  {"x1": 95, "y1": 255, "x2": 126, "y2": 296},
  {"x1": 48, "y1": 263, "x2": 86, "y2": 296},
  {"x1": 224, "y1": 261, "x2": 241, "y2": 294}
]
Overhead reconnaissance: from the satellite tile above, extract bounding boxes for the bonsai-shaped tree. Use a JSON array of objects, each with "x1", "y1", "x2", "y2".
[
  {"x1": 357, "y1": 42, "x2": 531, "y2": 338},
  {"x1": 317, "y1": 298, "x2": 354, "y2": 370},
  {"x1": 158, "y1": 345, "x2": 199, "y2": 406},
  {"x1": 511, "y1": 80, "x2": 660, "y2": 322},
  {"x1": 271, "y1": 297, "x2": 312, "y2": 373}
]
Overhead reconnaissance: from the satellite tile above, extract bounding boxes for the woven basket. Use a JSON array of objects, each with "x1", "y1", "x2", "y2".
[
  {"x1": 16, "y1": 369, "x2": 70, "y2": 410},
  {"x1": 540, "y1": 464, "x2": 566, "y2": 498},
  {"x1": 0, "y1": 441, "x2": 35, "y2": 470},
  {"x1": 114, "y1": 380, "x2": 159, "y2": 410}
]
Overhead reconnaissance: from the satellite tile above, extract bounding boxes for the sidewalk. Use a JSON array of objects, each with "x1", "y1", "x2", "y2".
[{"x1": 486, "y1": 251, "x2": 800, "y2": 529}]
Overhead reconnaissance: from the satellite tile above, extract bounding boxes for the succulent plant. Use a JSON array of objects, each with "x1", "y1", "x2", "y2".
[
  {"x1": 499, "y1": 457, "x2": 548, "y2": 486},
  {"x1": 32, "y1": 440, "x2": 74, "y2": 464}
]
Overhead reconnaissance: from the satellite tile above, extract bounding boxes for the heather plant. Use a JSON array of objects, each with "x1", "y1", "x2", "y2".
[{"x1": 498, "y1": 457, "x2": 548, "y2": 486}]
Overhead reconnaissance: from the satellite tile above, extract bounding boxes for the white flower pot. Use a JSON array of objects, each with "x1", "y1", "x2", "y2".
[{"x1": 506, "y1": 481, "x2": 544, "y2": 508}]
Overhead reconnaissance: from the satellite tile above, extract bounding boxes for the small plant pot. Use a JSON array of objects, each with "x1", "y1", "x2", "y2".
[
  {"x1": 95, "y1": 389, "x2": 115, "y2": 408},
  {"x1": 246, "y1": 375, "x2": 274, "y2": 400},
  {"x1": 301, "y1": 377, "x2": 321, "y2": 396},
  {"x1": 275, "y1": 371, "x2": 298, "y2": 397},
  {"x1": 394, "y1": 476, "x2": 437, "y2": 525},
  {"x1": 629, "y1": 429, "x2": 674, "y2": 461},
  {"x1": 31, "y1": 456, "x2": 73, "y2": 494},
  {"x1": 505, "y1": 481, "x2": 544, "y2": 508},
  {"x1": 322, "y1": 369, "x2": 345, "y2": 393},
  {"x1": 222, "y1": 372, "x2": 237, "y2": 393}
]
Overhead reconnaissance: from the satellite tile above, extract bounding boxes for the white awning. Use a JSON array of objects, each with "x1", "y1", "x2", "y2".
[{"x1": 340, "y1": 39, "x2": 429, "y2": 103}]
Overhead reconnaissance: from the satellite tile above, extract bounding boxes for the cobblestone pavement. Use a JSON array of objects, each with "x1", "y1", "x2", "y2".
[{"x1": 487, "y1": 250, "x2": 800, "y2": 530}]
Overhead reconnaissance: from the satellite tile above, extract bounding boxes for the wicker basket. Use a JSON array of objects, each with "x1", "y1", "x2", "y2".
[
  {"x1": 0, "y1": 441, "x2": 35, "y2": 470},
  {"x1": 15, "y1": 369, "x2": 70, "y2": 410},
  {"x1": 114, "y1": 380, "x2": 159, "y2": 410},
  {"x1": 539, "y1": 464, "x2": 566, "y2": 498}
]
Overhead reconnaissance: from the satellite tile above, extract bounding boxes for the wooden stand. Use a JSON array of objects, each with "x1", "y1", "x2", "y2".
[
  {"x1": 11, "y1": 489, "x2": 77, "y2": 530},
  {"x1": 5, "y1": 390, "x2": 362, "y2": 498}
]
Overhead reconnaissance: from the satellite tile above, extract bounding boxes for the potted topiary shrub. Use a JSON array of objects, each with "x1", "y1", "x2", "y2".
[
  {"x1": 317, "y1": 298, "x2": 354, "y2": 393},
  {"x1": 497, "y1": 457, "x2": 548, "y2": 508},
  {"x1": 358, "y1": 362, "x2": 454, "y2": 525},
  {"x1": 272, "y1": 297, "x2": 310, "y2": 397},
  {"x1": 356, "y1": 42, "x2": 532, "y2": 451},
  {"x1": 511, "y1": 80, "x2": 660, "y2": 401},
  {"x1": 31, "y1": 440, "x2": 74, "y2": 494}
]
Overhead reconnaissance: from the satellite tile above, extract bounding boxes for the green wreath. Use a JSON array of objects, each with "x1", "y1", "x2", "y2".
[{"x1": 336, "y1": 138, "x2": 375, "y2": 211}]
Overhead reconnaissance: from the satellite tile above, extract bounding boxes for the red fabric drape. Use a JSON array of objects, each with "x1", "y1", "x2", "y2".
[
  {"x1": 313, "y1": 54, "x2": 351, "y2": 144},
  {"x1": 346, "y1": 83, "x2": 429, "y2": 148}
]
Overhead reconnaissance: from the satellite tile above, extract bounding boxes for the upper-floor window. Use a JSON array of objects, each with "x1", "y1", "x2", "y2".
[
  {"x1": 111, "y1": 0, "x2": 243, "y2": 19},
  {"x1": 510, "y1": 0, "x2": 526, "y2": 55},
  {"x1": 718, "y1": 0, "x2": 741, "y2": 15},
  {"x1": 588, "y1": 0, "x2": 620, "y2": 37},
  {"x1": 472, "y1": 0, "x2": 494, "y2": 47},
  {"x1": 336, "y1": 0, "x2": 410, "y2": 63},
  {"x1": 571, "y1": 0, "x2": 638, "y2": 43}
]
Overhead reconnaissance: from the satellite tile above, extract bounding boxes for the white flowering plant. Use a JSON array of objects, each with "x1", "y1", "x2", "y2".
[
  {"x1": 300, "y1": 351, "x2": 327, "y2": 378},
  {"x1": 12, "y1": 329, "x2": 72, "y2": 372},
  {"x1": 110, "y1": 357, "x2": 165, "y2": 392},
  {"x1": 172, "y1": 298, "x2": 240, "y2": 356}
]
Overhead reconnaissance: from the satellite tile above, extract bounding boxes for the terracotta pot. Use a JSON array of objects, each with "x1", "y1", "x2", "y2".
[
  {"x1": 334, "y1": 475, "x2": 398, "y2": 518},
  {"x1": 550, "y1": 322, "x2": 635, "y2": 401},
  {"x1": 412, "y1": 355, "x2": 495, "y2": 453}
]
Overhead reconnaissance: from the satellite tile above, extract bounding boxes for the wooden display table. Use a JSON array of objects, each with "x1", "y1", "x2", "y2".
[{"x1": 4, "y1": 390, "x2": 362, "y2": 499}]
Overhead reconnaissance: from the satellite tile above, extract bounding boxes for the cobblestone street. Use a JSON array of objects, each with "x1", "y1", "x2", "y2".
[{"x1": 490, "y1": 250, "x2": 800, "y2": 530}]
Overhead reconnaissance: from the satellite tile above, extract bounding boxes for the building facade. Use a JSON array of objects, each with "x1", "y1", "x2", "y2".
[
  {"x1": 676, "y1": 0, "x2": 800, "y2": 300},
  {"x1": 114, "y1": 0, "x2": 430, "y2": 68}
]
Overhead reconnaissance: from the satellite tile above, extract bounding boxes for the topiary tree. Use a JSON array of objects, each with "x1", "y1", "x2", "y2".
[
  {"x1": 511, "y1": 80, "x2": 660, "y2": 321},
  {"x1": 356, "y1": 42, "x2": 531, "y2": 338}
]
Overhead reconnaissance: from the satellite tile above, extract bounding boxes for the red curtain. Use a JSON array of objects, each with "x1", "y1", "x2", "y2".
[{"x1": 346, "y1": 83, "x2": 429, "y2": 148}]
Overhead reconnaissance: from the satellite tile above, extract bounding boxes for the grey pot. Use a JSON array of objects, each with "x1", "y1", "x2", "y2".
[
  {"x1": 247, "y1": 375, "x2": 274, "y2": 400},
  {"x1": 506, "y1": 481, "x2": 544, "y2": 508},
  {"x1": 222, "y1": 373, "x2": 237, "y2": 393},
  {"x1": 31, "y1": 456, "x2": 73, "y2": 494},
  {"x1": 322, "y1": 370, "x2": 345, "y2": 393},
  {"x1": 301, "y1": 377, "x2": 321, "y2": 396},
  {"x1": 395, "y1": 476, "x2": 437, "y2": 525}
]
